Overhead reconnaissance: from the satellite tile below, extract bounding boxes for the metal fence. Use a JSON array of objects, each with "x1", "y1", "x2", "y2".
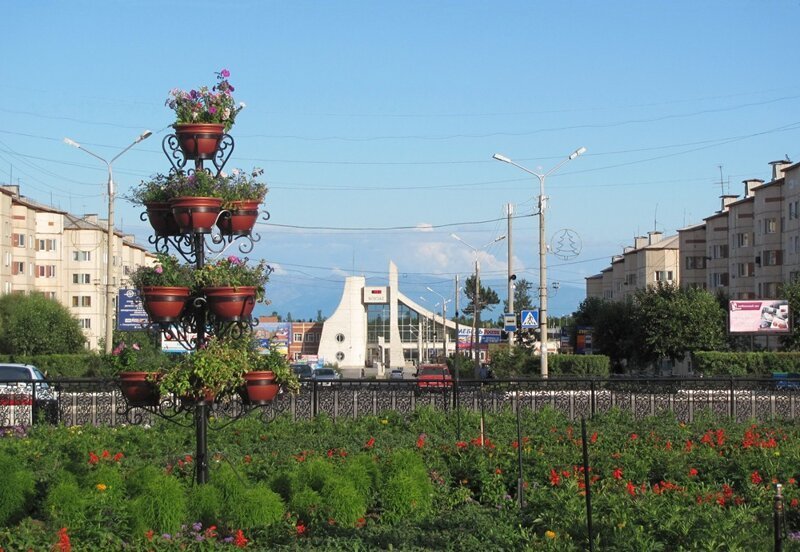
[{"x1": 2, "y1": 376, "x2": 800, "y2": 428}]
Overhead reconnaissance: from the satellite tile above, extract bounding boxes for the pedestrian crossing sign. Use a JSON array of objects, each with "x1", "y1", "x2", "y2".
[{"x1": 521, "y1": 309, "x2": 539, "y2": 329}]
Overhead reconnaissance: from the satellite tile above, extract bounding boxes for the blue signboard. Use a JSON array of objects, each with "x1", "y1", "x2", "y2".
[
  {"x1": 117, "y1": 289, "x2": 150, "y2": 330},
  {"x1": 503, "y1": 312, "x2": 517, "y2": 332},
  {"x1": 520, "y1": 309, "x2": 539, "y2": 329}
]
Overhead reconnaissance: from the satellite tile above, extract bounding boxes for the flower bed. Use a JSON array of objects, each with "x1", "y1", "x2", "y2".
[{"x1": 2, "y1": 408, "x2": 800, "y2": 549}]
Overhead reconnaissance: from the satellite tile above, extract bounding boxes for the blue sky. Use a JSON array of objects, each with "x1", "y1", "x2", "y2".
[{"x1": 3, "y1": 1, "x2": 800, "y2": 321}]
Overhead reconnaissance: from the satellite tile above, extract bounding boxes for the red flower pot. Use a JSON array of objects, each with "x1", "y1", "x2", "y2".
[
  {"x1": 241, "y1": 371, "x2": 280, "y2": 404},
  {"x1": 140, "y1": 286, "x2": 191, "y2": 323},
  {"x1": 174, "y1": 123, "x2": 225, "y2": 160},
  {"x1": 144, "y1": 202, "x2": 181, "y2": 236},
  {"x1": 119, "y1": 371, "x2": 160, "y2": 407},
  {"x1": 217, "y1": 199, "x2": 261, "y2": 236},
  {"x1": 170, "y1": 196, "x2": 222, "y2": 234},
  {"x1": 204, "y1": 286, "x2": 256, "y2": 321}
]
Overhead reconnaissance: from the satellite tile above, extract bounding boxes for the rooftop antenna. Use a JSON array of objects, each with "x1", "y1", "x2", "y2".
[
  {"x1": 718, "y1": 164, "x2": 726, "y2": 195},
  {"x1": 654, "y1": 203, "x2": 659, "y2": 232}
]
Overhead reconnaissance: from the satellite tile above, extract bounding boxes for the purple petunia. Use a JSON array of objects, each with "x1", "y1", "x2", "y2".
[{"x1": 220, "y1": 69, "x2": 230, "y2": 78}]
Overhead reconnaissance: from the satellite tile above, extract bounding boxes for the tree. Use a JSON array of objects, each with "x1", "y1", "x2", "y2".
[
  {"x1": 633, "y1": 283, "x2": 726, "y2": 365},
  {"x1": 780, "y1": 280, "x2": 800, "y2": 350},
  {"x1": 501, "y1": 278, "x2": 536, "y2": 313},
  {"x1": 0, "y1": 293, "x2": 85, "y2": 355},
  {"x1": 462, "y1": 274, "x2": 500, "y2": 320}
]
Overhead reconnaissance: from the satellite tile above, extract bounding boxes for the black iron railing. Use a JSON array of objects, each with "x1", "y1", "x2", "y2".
[{"x1": 2, "y1": 376, "x2": 800, "y2": 429}]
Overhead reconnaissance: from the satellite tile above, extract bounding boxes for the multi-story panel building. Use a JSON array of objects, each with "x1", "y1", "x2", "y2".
[
  {"x1": 753, "y1": 167, "x2": 785, "y2": 299},
  {"x1": 783, "y1": 162, "x2": 800, "y2": 282},
  {"x1": 677, "y1": 222, "x2": 706, "y2": 290},
  {"x1": 0, "y1": 186, "x2": 154, "y2": 351},
  {"x1": 727, "y1": 186, "x2": 756, "y2": 300}
]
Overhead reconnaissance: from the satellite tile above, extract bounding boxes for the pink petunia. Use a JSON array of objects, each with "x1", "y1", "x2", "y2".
[{"x1": 220, "y1": 69, "x2": 230, "y2": 78}]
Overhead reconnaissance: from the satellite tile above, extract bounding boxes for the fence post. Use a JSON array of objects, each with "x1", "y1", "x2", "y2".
[
  {"x1": 581, "y1": 417, "x2": 595, "y2": 551},
  {"x1": 590, "y1": 379, "x2": 596, "y2": 419},
  {"x1": 729, "y1": 376, "x2": 735, "y2": 420},
  {"x1": 312, "y1": 380, "x2": 318, "y2": 418},
  {"x1": 775, "y1": 483, "x2": 785, "y2": 551}
]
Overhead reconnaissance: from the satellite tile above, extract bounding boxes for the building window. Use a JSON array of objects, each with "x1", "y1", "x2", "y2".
[
  {"x1": 79, "y1": 318, "x2": 91, "y2": 329},
  {"x1": 737, "y1": 263, "x2": 755, "y2": 277},
  {"x1": 763, "y1": 250, "x2": 783, "y2": 266},
  {"x1": 765, "y1": 218, "x2": 777, "y2": 234},
  {"x1": 73, "y1": 251, "x2": 92, "y2": 262},
  {"x1": 12, "y1": 233, "x2": 25, "y2": 248},
  {"x1": 72, "y1": 273, "x2": 91, "y2": 284},
  {"x1": 72, "y1": 296, "x2": 91, "y2": 307},
  {"x1": 44, "y1": 291, "x2": 56, "y2": 300},
  {"x1": 710, "y1": 244, "x2": 729, "y2": 259},
  {"x1": 654, "y1": 271, "x2": 673, "y2": 282},
  {"x1": 293, "y1": 353, "x2": 302, "y2": 361},
  {"x1": 293, "y1": 332, "x2": 303, "y2": 342},
  {"x1": 736, "y1": 233, "x2": 750, "y2": 248},
  {"x1": 335, "y1": 333, "x2": 345, "y2": 343},
  {"x1": 685, "y1": 256, "x2": 707, "y2": 270},
  {"x1": 710, "y1": 272, "x2": 730, "y2": 288},
  {"x1": 12, "y1": 261, "x2": 24, "y2": 275},
  {"x1": 305, "y1": 333, "x2": 316, "y2": 342},
  {"x1": 336, "y1": 351, "x2": 345, "y2": 361},
  {"x1": 36, "y1": 239, "x2": 57, "y2": 252}
]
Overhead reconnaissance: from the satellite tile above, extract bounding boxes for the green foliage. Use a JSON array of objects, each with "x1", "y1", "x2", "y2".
[
  {"x1": 129, "y1": 253, "x2": 194, "y2": 289},
  {"x1": 159, "y1": 336, "x2": 251, "y2": 398},
  {"x1": 252, "y1": 345, "x2": 301, "y2": 393},
  {"x1": 319, "y1": 477, "x2": 367, "y2": 527},
  {"x1": 44, "y1": 475, "x2": 85, "y2": 529},
  {"x1": 129, "y1": 471, "x2": 187, "y2": 536},
  {"x1": 781, "y1": 280, "x2": 800, "y2": 351},
  {"x1": 0, "y1": 353, "x2": 101, "y2": 377},
  {"x1": 290, "y1": 486, "x2": 323, "y2": 524},
  {"x1": 549, "y1": 354, "x2": 610, "y2": 377},
  {"x1": 462, "y1": 274, "x2": 501, "y2": 318},
  {"x1": 226, "y1": 483, "x2": 285, "y2": 530},
  {"x1": 693, "y1": 351, "x2": 800, "y2": 375},
  {"x1": 0, "y1": 452, "x2": 35, "y2": 525},
  {"x1": 187, "y1": 483, "x2": 223, "y2": 527},
  {"x1": 380, "y1": 450, "x2": 434, "y2": 524},
  {"x1": 195, "y1": 255, "x2": 271, "y2": 302},
  {"x1": 0, "y1": 293, "x2": 85, "y2": 354},
  {"x1": 491, "y1": 348, "x2": 609, "y2": 378}
]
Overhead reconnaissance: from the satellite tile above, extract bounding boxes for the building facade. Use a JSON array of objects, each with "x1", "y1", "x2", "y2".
[
  {"x1": 587, "y1": 159, "x2": 800, "y2": 306},
  {"x1": 0, "y1": 185, "x2": 154, "y2": 350}
]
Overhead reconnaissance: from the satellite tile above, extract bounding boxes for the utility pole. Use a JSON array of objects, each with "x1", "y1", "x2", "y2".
[{"x1": 507, "y1": 203, "x2": 515, "y2": 349}]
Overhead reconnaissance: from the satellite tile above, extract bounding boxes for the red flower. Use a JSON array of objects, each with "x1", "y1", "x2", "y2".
[
  {"x1": 244, "y1": 455, "x2": 252, "y2": 464},
  {"x1": 717, "y1": 496, "x2": 726, "y2": 506},
  {"x1": 365, "y1": 437, "x2": 375, "y2": 449},
  {"x1": 56, "y1": 527, "x2": 71, "y2": 552},
  {"x1": 626, "y1": 481, "x2": 636, "y2": 496},
  {"x1": 751, "y1": 471, "x2": 763, "y2": 485},
  {"x1": 339, "y1": 449, "x2": 347, "y2": 457},
  {"x1": 113, "y1": 452, "x2": 124, "y2": 462},
  {"x1": 665, "y1": 441, "x2": 672, "y2": 451},
  {"x1": 145, "y1": 529, "x2": 154, "y2": 541},
  {"x1": 456, "y1": 441, "x2": 468, "y2": 450},
  {"x1": 233, "y1": 529, "x2": 248, "y2": 548},
  {"x1": 327, "y1": 449, "x2": 334, "y2": 458},
  {"x1": 416, "y1": 434, "x2": 426, "y2": 448},
  {"x1": 101, "y1": 450, "x2": 110, "y2": 459},
  {"x1": 613, "y1": 468, "x2": 623, "y2": 480},
  {"x1": 296, "y1": 523, "x2": 306, "y2": 535},
  {"x1": 184, "y1": 455, "x2": 193, "y2": 463},
  {"x1": 792, "y1": 498, "x2": 799, "y2": 508},
  {"x1": 495, "y1": 468, "x2": 503, "y2": 475},
  {"x1": 549, "y1": 469, "x2": 561, "y2": 486},
  {"x1": 590, "y1": 432, "x2": 598, "y2": 444},
  {"x1": 356, "y1": 517, "x2": 366, "y2": 528},
  {"x1": 684, "y1": 440, "x2": 694, "y2": 452},
  {"x1": 630, "y1": 433, "x2": 638, "y2": 441},
  {"x1": 88, "y1": 452, "x2": 99, "y2": 465},
  {"x1": 688, "y1": 468, "x2": 698, "y2": 477}
]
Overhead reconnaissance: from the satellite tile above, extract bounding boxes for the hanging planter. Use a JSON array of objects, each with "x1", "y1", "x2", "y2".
[
  {"x1": 144, "y1": 201, "x2": 181, "y2": 236},
  {"x1": 217, "y1": 200, "x2": 261, "y2": 236},
  {"x1": 140, "y1": 286, "x2": 192, "y2": 323},
  {"x1": 240, "y1": 371, "x2": 280, "y2": 404},
  {"x1": 119, "y1": 372, "x2": 161, "y2": 407},
  {"x1": 173, "y1": 123, "x2": 225, "y2": 160},
  {"x1": 170, "y1": 196, "x2": 223, "y2": 234},
  {"x1": 203, "y1": 286, "x2": 256, "y2": 321}
]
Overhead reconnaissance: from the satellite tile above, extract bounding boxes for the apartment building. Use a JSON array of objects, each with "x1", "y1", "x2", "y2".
[
  {"x1": 0, "y1": 185, "x2": 154, "y2": 350},
  {"x1": 288, "y1": 321, "x2": 323, "y2": 361},
  {"x1": 586, "y1": 159, "x2": 800, "y2": 305}
]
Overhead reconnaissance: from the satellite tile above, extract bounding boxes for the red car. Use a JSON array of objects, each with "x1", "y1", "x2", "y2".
[{"x1": 415, "y1": 364, "x2": 452, "y2": 392}]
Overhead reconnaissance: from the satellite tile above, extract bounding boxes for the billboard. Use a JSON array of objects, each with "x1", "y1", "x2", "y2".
[
  {"x1": 457, "y1": 328, "x2": 502, "y2": 350},
  {"x1": 117, "y1": 289, "x2": 149, "y2": 330},
  {"x1": 728, "y1": 300, "x2": 790, "y2": 334},
  {"x1": 253, "y1": 321, "x2": 292, "y2": 355}
]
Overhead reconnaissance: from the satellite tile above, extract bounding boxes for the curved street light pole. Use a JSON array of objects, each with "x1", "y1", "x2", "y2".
[
  {"x1": 64, "y1": 131, "x2": 153, "y2": 354},
  {"x1": 451, "y1": 233, "x2": 506, "y2": 376},
  {"x1": 492, "y1": 147, "x2": 586, "y2": 378},
  {"x1": 426, "y1": 286, "x2": 451, "y2": 359}
]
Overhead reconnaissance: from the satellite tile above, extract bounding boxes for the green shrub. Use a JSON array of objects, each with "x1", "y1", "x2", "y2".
[
  {"x1": 290, "y1": 486, "x2": 323, "y2": 523},
  {"x1": 380, "y1": 471, "x2": 434, "y2": 524},
  {"x1": 300, "y1": 457, "x2": 336, "y2": 492},
  {"x1": 0, "y1": 453, "x2": 35, "y2": 525},
  {"x1": 226, "y1": 483, "x2": 285, "y2": 529},
  {"x1": 44, "y1": 476, "x2": 86, "y2": 529},
  {"x1": 129, "y1": 472, "x2": 187, "y2": 536},
  {"x1": 188, "y1": 483, "x2": 223, "y2": 527},
  {"x1": 341, "y1": 453, "x2": 379, "y2": 501},
  {"x1": 693, "y1": 351, "x2": 800, "y2": 375},
  {"x1": 549, "y1": 354, "x2": 610, "y2": 377},
  {"x1": 320, "y1": 477, "x2": 367, "y2": 527}
]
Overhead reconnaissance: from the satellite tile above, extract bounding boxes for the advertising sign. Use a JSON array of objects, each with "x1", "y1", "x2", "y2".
[
  {"x1": 457, "y1": 328, "x2": 502, "y2": 349},
  {"x1": 363, "y1": 287, "x2": 388, "y2": 304},
  {"x1": 117, "y1": 289, "x2": 149, "y2": 330},
  {"x1": 729, "y1": 300, "x2": 790, "y2": 334},
  {"x1": 253, "y1": 321, "x2": 292, "y2": 355},
  {"x1": 576, "y1": 326, "x2": 593, "y2": 355}
]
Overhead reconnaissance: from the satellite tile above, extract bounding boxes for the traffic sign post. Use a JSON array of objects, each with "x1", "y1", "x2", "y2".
[{"x1": 521, "y1": 309, "x2": 539, "y2": 329}]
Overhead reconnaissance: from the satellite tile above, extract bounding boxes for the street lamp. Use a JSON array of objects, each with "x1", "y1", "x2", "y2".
[
  {"x1": 64, "y1": 131, "x2": 153, "y2": 354},
  {"x1": 451, "y1": 233, "x2": 506, "y2": 375},
  {"x1": 492, "y1": 147, "x2": 586, "y2": 378},
  {"x1": 426, "y1": 286, "x2": 452, "y2": 359}
]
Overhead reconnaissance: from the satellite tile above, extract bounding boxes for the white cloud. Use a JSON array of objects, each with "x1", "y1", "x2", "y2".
[{"x1": 414, "y1": 223, "x2": 434, "y2": 232}]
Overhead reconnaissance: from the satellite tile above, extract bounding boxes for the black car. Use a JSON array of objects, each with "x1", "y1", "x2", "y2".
[{"x1": 291, "y1": 363, "x2": 313, "y2": 380}]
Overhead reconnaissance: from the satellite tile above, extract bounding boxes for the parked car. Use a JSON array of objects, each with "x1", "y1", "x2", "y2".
[
  {"x1": 312, "y1": 367, "x2": 341, "y2": 385},
  {"x1": 415, "y1": 364, "x2": 452, "y2": 392},
  {"x1": 0, "y1": 363, "x2": 58, "y2": 425},
  {"x1": 291, "y1": 363, "x2": 313, "y2": 380},
  {"x1": 389, "y1": 368, "x2": 404, "y2": 380}
]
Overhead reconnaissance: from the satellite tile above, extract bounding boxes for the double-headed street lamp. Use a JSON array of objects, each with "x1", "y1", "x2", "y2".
[
  {"x1": 64, "y1": 131, "x2": 153, "y2": 354},
  {"x1": 492, "y1": 147, "x2": 586, "y2": 378},
  {"x1": 426, "y1": 286, "x2": 451, "y2": 359},
  {"x1": 451, "y1": 233, "x2": 506, "y2": 375}
]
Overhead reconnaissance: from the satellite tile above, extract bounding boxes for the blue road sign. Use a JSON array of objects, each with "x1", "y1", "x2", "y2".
[
  {"x1": 503, "y1": 312, "x2": 517, "y2": 332},
  {"x1": 520, "y1": 309, "x2": 539, "y2": 329}
]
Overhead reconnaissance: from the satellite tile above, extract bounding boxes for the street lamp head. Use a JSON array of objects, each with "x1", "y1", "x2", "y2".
[
  {"x1": 426, "y1": 286, "x2": 435, "y2": 293},
  {"x1": 569, "y1": 146, "x2": 587, "y2": 160},
  {"x1": 63, "y1": 137, "x2": 80, "y2": 148},
  {"x1": 137, "y1": 130, "x2": 153, "y2": 142},
  {"x1": 492, "y1": 153, "x2": 512, "y2": 164}
]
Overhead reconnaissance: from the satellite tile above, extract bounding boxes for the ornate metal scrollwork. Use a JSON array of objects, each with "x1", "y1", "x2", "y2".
[{"x1": 162, "y1": 133, "x2": 235, "y2": 176}]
